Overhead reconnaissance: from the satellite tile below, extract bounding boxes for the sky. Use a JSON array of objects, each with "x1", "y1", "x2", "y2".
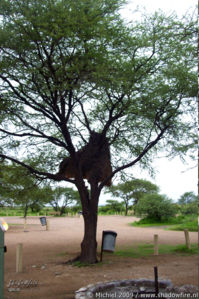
[
  {"x1": 98, "y1": 0, "x2": 198, "y2": 205},
  {"x1": 120, "y1": 0, "x2": 197, "y2": 18}
]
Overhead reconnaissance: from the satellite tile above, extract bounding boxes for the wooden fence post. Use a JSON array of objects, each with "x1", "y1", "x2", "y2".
[
  {"x1": 184, "y1": 229, "x2": 190, "y2": 249},
  {"x1": 46, "y1": 219, "x2": 49, "y2": 231},
  {"x1": 154, "y1": 234, "x2": 159, "y2": 256},
  {"x1": 16, "y1": 243, "x2": 23, "y2": 273}
]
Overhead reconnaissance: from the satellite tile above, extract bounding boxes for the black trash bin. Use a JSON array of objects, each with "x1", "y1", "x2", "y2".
[
  {"x1": 40, "y1": 217, "x2": 47, "y2": 226},
  {"x1": 102, "y1": 230, "x2": 117, "y2": 252},
  {"x1": 100, "y1": 230, "x2": 117, "y2": 261}
]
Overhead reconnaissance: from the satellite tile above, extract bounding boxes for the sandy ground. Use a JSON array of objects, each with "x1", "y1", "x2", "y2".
[{"x1": 2, "y1": 215, "x2": 198, "y2": 299}]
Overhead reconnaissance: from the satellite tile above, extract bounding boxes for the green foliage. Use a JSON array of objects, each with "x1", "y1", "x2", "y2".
[
  {"x1": 0, "y1": 206, "x2": 50, "y2": 216},
  {"x1": 168, "y1": 216, "x2": 198, "y2": 232},
  {"x1": 131, "y1": 219, "x2": 176, "y2": 227},
  {"x1": 115, "y1": 243, "x2": 198, "y2": 258},
  {"x1": 179, "y1": 202, "x2": 198, "y2": 216},
  {"x1": 98, "y1": 200, "x2": 124, "y2": 215},
  {"x1": 135, "y1": 193, "x2": 177, "y2": 221},
  {"x1": 0, "y1": 162, "x2": 52, "y2": 216},
  {"x1": 176, "y1": 192, "x2": 198, "y2": 217},
  {"x1": 69, "y1": 205, "x2": 82, "y2": 215},
  {"x1": 106, "y1": 179, "x2": 159, "y2": 215},
  {"x1": 131, "y1": 214, "x2": 198, "y2": 232},
  {"x1": 108, "y1": 179, "x2": 159, "y2": 203},
  {"x1": 30, "y1": 202, "x2": 43, "y2": 213},
  {"x1": 178, "y1": 192, "x2": 197, "y2": 205},
  {"x1": 0, "y1": 0, "x2": 197, "y2": 179},
  {"x1": 0, "y1": 0, "x2": 197, "y2": 263},
  {"x1": 48, "y1": 186, "x2": 80, "y2": 215}
]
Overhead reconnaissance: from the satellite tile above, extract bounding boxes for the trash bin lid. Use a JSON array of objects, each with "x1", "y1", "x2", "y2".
[{"x1": 103, "y1": 230, "x2": 117, "y2": 237}]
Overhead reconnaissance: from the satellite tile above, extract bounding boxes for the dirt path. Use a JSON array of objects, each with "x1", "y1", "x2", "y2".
[{"x1": 3, "y1": 215, "x2": 198, "y2": 299}]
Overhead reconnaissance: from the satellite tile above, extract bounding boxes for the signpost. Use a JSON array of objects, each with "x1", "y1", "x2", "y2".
[{"x1": 0, "y1": 219, "x2": 8, "y2": 299}]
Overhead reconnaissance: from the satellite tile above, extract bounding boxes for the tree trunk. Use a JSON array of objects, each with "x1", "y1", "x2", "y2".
[
  {"x1": 60, "y1": 206, "x2": 66, "y2": 216},
  {"x1": 125, "y1": 201, "x2": 128, "y2": 216},
  {"x1": 125, "y1": 206, "x2": 128, "y2": 216},
  {"x1": 24, "y1": 203, "x2": 28, "y2": 218},
  {"x1": 77, "y1": 178, "x2": 100, "y2": 263},
  {"x1": 80, "y1": 209, "x2": 98, "y2": 263}
]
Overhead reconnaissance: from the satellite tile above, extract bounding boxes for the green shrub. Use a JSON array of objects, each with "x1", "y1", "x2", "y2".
[
  {"x1": 131, "y1": 214, "x2": 198, "y2": 232},
  {"x1": 169, "y1": 217, "x2": 198, "y2": 232},
  {"x1": 98, "y1": 201, "x2": 124, "y2": 215},
  {"x1": 135, "y1": 194, "x2": 177, "y2": 221},
  {"x1": 179, "y1": 202, "x2": 198, "y2": 216}
]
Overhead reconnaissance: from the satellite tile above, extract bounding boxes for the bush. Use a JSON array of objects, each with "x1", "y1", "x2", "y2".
[
  {"x1": 179, "y1": 202, "x2": 198, "y2": 216},
  {"x1": 98, "y1": 200, "x2": 124, "y2": 215},
  {"x1": 169, "y1": 215, "x2": 198, "y2": 232},
  {"x1": 135, "y1": 193, "x2": 177, "y2": 221}
]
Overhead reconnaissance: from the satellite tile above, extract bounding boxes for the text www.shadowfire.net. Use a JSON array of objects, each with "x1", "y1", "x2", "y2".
[{"x1": 95, "y1": 292, "x2": 199, "y2": 298}]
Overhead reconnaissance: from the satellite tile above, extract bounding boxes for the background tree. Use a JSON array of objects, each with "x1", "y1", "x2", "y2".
[
  {"x1": 0, "y1": 162, "x2": 13, "y2": 207},
  {"x1": 0, "y1": 0, "x2": 197, "y2": 263},
  {"x1": 49, "y1": 186, "x2": 80, "y2": 216},
  {"x1": 99, "y1": 199, "x2": 124, "y2": 215},
  {"x1": 177, "y1": 191, "x2": 198, "y2": 216},
  {"x1": 178, "y1": 192, "x2": 197, "y2": 205},
  {"x1": 107, "y1": 179, "x2": 159, "y2": 215},
  {"x1": 136, "y1": 193, "x2": 177, "y2": 221},
  {"x1": 0, "y1": 162, "x2": 52, "y2": 217}
]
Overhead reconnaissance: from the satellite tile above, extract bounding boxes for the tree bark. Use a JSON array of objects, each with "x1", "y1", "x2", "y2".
[
  {"x1": 24, "y1": 203, "x2": 28, "y2": 218},
  {"x1": 125, "y1": 204, "x2": 128, "y2": 216},
  {"x1": 60, "y1": 206, "x2": 66, "y2": 216},
  {"x1": 80, "y1": 209, "x2": 98, "y2": 263},
  {"x1": 77, "y1": 178, "x2": 100, "y2": 263},
  {"x1": 124, "y1": 200, "x2": 128, "y2": 216}
]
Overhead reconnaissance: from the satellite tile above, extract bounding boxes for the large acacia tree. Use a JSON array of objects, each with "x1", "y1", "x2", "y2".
[{"x1": 0, "y1": 0, "x2": 197, "y2": 263}]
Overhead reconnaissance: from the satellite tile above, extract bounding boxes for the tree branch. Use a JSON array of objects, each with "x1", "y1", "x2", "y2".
[
  {"x1": 0, "y1": 74, "x2": 60, "y2": 124},
  {"x1": 98, "y1": 125, "x2": 169, "y2": 191},
  {"x1": 0, "y1": 154, "x2": 75, "y2": 184}
]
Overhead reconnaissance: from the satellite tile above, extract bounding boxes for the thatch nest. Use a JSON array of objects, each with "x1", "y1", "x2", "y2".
[{"x1": 58, "y1": 132, "x2": 112, "y2": 186}]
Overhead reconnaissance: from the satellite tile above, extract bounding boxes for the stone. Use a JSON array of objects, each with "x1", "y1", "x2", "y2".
[
  {"x1": 75, "y1": 294, "x2": 86, "y2": 299},
  {"x1": 86, "y1": 291, "x2": 93, "y2": 298},
  {"x1": 87, "y1": 284, "x2": 94, "y2": 288},
  {"x1": 75, "y1": 279, "x2": 176, "y2": 299},
  {"x1": 76, "y1": 287, "x2": 87, "y2": 292}
]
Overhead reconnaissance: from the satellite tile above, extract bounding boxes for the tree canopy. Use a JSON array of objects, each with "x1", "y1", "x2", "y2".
[
  {"x1": 49, "y1": 186, "x2": 80, "y2": 215},
  {"x1": 178, "y1": 191, "x2": 197, "y2": 205},
  {"x1": 106, "y1": 179, "x2": 159, "y2": 215},
  {"x1": 0, "y1": 0, "x2": 197, "y2": 263},
  {"x1": 0, "y1": 161, "x2": 52, "y2": 217},
  {"x1": 0, "y1": 0, "x2": 197, "y2": 180}
]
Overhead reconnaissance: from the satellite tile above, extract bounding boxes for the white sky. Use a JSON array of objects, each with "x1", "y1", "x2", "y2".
[
  {"x1": 99, "y1": 0, "x2": 198, "y2": 205},
  {"x1": 120, "y1": 0, "x2": 197, "y2": 18}
]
